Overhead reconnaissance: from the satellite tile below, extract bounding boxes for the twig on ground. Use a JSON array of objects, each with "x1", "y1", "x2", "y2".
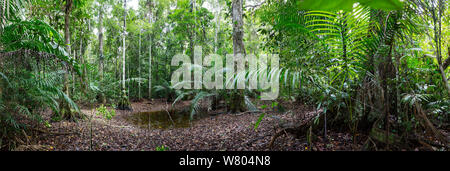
[
  {"x1": 234, "y1": 110, "x2": 260, "y2": 116},
  {"x1": 32, "y1": 127, "x2": 78, "y2": 136}
]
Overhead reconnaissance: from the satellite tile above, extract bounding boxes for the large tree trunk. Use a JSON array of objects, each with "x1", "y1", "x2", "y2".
[
  {"x1": 97, "y1": 7, "x2": 106, "y2": 103},
  {"x1": 98, "y1": 6, "x2": 104, "y2": 79},
  {"x1": 232, "y1": 0, "x2": 246, "y2": 56},
  {"x1": 60, "y1": 0, "x2": 73, "y2": 120},
  {"x1": 230, "y1": 0, "x2": 246, "y2": 113}
]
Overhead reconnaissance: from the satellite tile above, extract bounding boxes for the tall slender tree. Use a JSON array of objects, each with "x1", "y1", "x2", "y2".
[
  {"x1": 148, "y1": 0, "x2": 153, "y2": 100},
  {"x1": 118, "y1": 0, "x2": 131, "y2": 110},
  {"x1": 98, "y1": 2, "x2": 104, "y2": 79},
  {"x1": 411, "y1": 0, "x2": 450, "y2": 95},
  {"x1": 230, "y1": 0, "x2": 246, "y2": 113},
  {"x1": 214, "y1": 0, "x2": 221, "y2": 54},
  {"x1": 138, "y1": 27, "x2": 142, "y2": 100},
  {"x1": 60, "y1": 0, "x2": 74, "y2": 119},
  {"x1": 97, "y1": 1, "x2": 107, "y2": 103}
]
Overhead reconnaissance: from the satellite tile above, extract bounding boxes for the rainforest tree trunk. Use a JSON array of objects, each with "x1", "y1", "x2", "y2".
[
  {"x1": 97, "y1": 6, "x2": 106, "y2": 104},
  {"x1": 118, "y1": 0, "x2": 131, "y2": 110},
  {"x1": 138, "y1": 28, "x2": 142, "y2": 100},
  {"x1": 230, "y1": 0, "x2": 246, "y2": 113},
  {"x1": 98, "y1": 5, "x2": 104, "y2": 79},
  {"x1": 214, "y1": 0, "x2": 221, "y2": 54},
  {"x1": 61, "y1": 0, "x2": 73, "y2": 119},
  {"x1": 148, "y1": 0, "x2": 153, "y2": 99}
]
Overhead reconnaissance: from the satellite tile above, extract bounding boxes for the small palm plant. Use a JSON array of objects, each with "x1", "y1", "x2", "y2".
[
  {"x1": 95, "y1": 104, "x2": 116, "y2": 126},
  {"x1": 155, "y1": 145, "x2": 169, "y2": 151}
]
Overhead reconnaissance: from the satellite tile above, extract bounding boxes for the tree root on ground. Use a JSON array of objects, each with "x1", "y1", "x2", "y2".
[
  {"x1": 268, "y1": 110, "x2": 323, "y2": 149},
  {"x1": 413, "y1": 102, "x2": 447, "y2": 144},
  {"x1": 117, "y1": 97, "x2": 133, "y2": 110}
]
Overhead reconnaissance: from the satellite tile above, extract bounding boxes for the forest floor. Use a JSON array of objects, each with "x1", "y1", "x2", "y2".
[
  {"x1": 18, "y1": 98, "x2": 448, "y2": 151},
  {"x1": 14, "y1": 99, "x2": 371, "y2": 151}
]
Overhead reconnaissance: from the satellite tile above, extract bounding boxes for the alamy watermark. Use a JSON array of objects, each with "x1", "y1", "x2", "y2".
[{"x1": 171, "y1": 46, "x2": 279, "y2": 100}]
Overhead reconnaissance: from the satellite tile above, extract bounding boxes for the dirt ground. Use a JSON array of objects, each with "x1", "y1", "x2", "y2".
[{"x1": 16, "y1": 99, "x2": 372, "y2": 151}]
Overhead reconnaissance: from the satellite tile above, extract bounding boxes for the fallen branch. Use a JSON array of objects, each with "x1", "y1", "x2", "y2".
[
  {"x1": 246, "y1": 134, "x2": 271, "y2": 146},
  {"x1": 417, "y1": 140, "x2": 434, "y2": 151},
  {"x1": 414, "y1": 101, "x2": 447, "y2": 144},
  {"x1": 416, "y1": 136, "x2": 449, "y2": 149},
  {"x1": 234, "y1": 110, "x2": 260, "y2": 116},
  {"x1": 268, "y1": 129, "x2": 289, "y2": 149},
  {"x1": 32, "y1": 128, "x2": 78, "y2": 136},
  {"x1": 268, "y1": 110, "x2": 323, "y2": 149},
  {"x1": 209, "y1": 111, "x2": 226, "y2": 116}
]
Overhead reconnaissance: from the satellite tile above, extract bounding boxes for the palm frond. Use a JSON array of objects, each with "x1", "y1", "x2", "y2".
[{"x1": 189, "y1": 91, "x2": 214, "y2": 119}]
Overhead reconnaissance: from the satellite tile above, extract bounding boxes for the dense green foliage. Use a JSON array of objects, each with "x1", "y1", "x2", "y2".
[{"x1": 0, "y1": 0, "x2": 448, "y2": 150}]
